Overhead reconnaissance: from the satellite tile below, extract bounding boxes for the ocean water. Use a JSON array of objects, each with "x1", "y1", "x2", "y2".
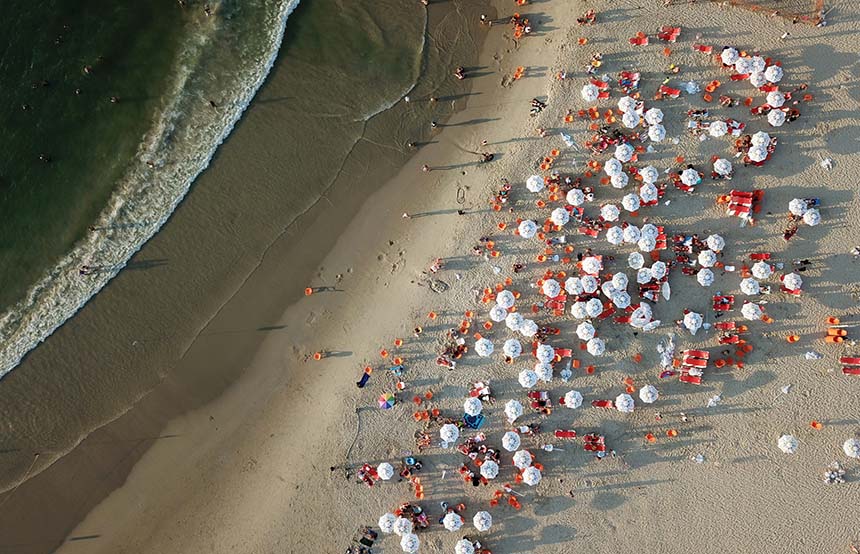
[{"x1": 0, "y1": 0, "x2": 299, "y2": 378}]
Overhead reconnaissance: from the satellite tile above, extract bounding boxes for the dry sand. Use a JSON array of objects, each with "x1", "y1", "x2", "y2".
[{"x1": 12, "y1": 0, "x2": 860, "y2": 553}]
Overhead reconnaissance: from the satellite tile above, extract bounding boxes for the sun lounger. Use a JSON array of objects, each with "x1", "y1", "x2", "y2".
[{"x1": 839, "y1": 356, "x2": 860, "y2": 365}]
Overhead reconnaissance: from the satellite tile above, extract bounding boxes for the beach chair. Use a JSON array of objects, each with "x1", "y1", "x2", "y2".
[
  {"x1": 750, "y1": 253, "x2": 771, "y2": 261},
  {"x1": 613, "y1": 315, "x2": 631, "y2": 324},
  {"x1": 597, "y1": 305, "x2": 616, "y2": 320},
  {"x1": 555, "y1": 348, "x2": 573, "y2": 358},
  {"x1": 579, "y1": 226, "x2": 600, "y2": 237},
  {"x1": 843, "y1": 367, "x2": 860, "y2": 375},
  {"x1": 692, "y1": 43, "x2": 712, "y2": 54},
  {"x1": 657, "y1": 26, "x2": 681, "y2": 42},
  {"x1": 715, "y1": 321, "x2": 737, "y2": 331},
  {"x1": 839, "y1": 356, "x2": 860, "y2": 365},
  {"x1": 713, "y1": 295, "x2": 734, "y2": 311},
  {"x1": 730, "y1": 73, "x2": 749, "y2": 81},
  {"x1": 719, "y1": 334, "x2": 740, "y2": 345},
  {"x1": 659, "y1": 85, "x2": 681, "y2": 98},
  {"x1": 582, "y1": 433, "x2": 606, "y2": 452},
  {"x1": 591, "y1": 399, "x2": 613, "y2": 408},
  {"x1": 629, "y1": 34, "x2": 649, "y2": 46},
  {"x1": 554, "y1": 429, "x2": 577, "y2": 439},
  {"x1": 780, "y1": 286, "x2": 801, "y2": 296}
]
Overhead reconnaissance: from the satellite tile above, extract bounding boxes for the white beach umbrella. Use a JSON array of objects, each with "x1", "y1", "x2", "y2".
[
  {"x1": 463, "y1": 397, "x2": 483, "y2": 417},
  {"x1": 517, "y1": 219, "x2": 538, "y2": 239},
  {"x1": 522, "y1": 466, "x2": 542, "y2": 486},
  {"x1": 741, "y1": 302, "x2": 763, "y2": 321},
  {"x1": 709, "y1": 120, "x2": 728, "y2": 138},
  {"x1": 503, "y1": 338, "x2": 523, "y2": 359},
  {"x1": 697, "y1": 268, "x2": 714, "y2": 287},
  {"x1": 680, "y1": 168, "x2": 700, "y2": 186},
  {"x1": 622, "y1": 110, "x2": 640, "y2": 129},
  {"x1": 581, "y1": 275, "x2": 599, "y2": 294},
  {"x1": 513, "y1": 449, "x2": 533, "y2": 469},
  {"x1": 581, "y1": 83, "x2": 599, "y2": 102},
  {"x1": 618, "y1": 96, "x2": 637, "y2": 113},
  {"x1": 377, "y1": 462, "x2": 395, "y2": 481},
  {"x1": 641, "y1": 223, "x2": 659, "y2": 240},
  {"x1": 639, "y1": 385, "x2": 659, "y2": 404},
  {"x1": 622, "y1": 193, "x2": 641, "y2": 213},
  {"x1": 600, "y1": 280, "x2": 617, "y2": 299},
  {"x1": 768, "y1": 109, "x2": 786, "y2": 127},
  {"x1": 606, "y1": 226, "x2": 624, "y2": 246},
  {"x1": 683, "y1": 311, "x2": 704, "y2": 335},
  {"x1": 474, "y1": 338, "x2": 494, "y2": 357},
  {"x1": 542, "y1": 278, "x2": 561, "y2": 298},
  {"x1": 394, "y1": 517, "x2": 414, "y2": 536},
  {"x1": 766, "y1": 91, "x2": 785, "y2": 108},
  {"x1": 489, "y1": 304, "x2": 508, "y2": 322},
  {"x1": 698, "y1": 249, "x2": 717, "y2": 268},
  {"x1": 473, "y1": 511, "x2": 493, "y2": 532},
  {"x1": 612, "y1": 291, "x2": 631, "y2": 309},
  {"x1": 740, "y1": 277, "x2": 761, "y2": 295},
  {"x1": 648, "y1": 124, "x2": 666, "y2": 142},
  {"x1": 526, "y1": 175, "x2": 545, "y2": 193},
  {"x1": 582, "y1": 256, "x2": 603, "y2": 275},
  {"x1": 534, "y1": 361, "x2": 553, "y2": 383},
  {"x1": 651, "y1": 261, "x2": 668, "y2": 280},
  {"x1": 505, "y1": 312, "x2": 524, "y2": 331},
  {"x1": 440, "y1": 423, "x2": 460, "y2": 444},
  {"x1": 379, "y1": 513, "x2": 397, "y2": 534},
  {"x1": 628, "y1": 252, "x2": 645, "y2": 270},
  {"x1": 662, "y1": 281, "x2": 671, "y2": 301},
  {"x1": 496, "y1": 289, "x2": 516, "y2": 309},
  {"x1": 518, "y1": 369, "x2": 538, "y2": 388},
  {"x1": 535, "y1": 343, "x2": 555, "y2": 363},
  {"x1": 564, "y1": 390, "x2": 584, "y2": 409},
  {"x1": 642, "y1": 319, "x2": 662, "y2": 332},
  {"x1": 504, "y1": 400, "x2": 524, "y2": 423},
  {"x1": 750, "y1": 56, "x2": 766, "y2": 73},
  {"x1": 611, "y1": 172, "x2": 629, "y2": 189},
  {"x1": 720, "y1": 47, "x2": 739, "y2": 66},
  {"x1": 587, "y1": 337, "x2": 605, "y2": 356},
  {"x1": 612, "y1": 273, "x2": 628, "y2": 290},
  {"x1": 571, "y1": 301, "x2": 587, "y2": 319},
  {"x1": 501, "y1": 431, "x2": 521, "y2": 452},
  {"x1": 782, "y1": 273, "x2": 803, "y2": 292},
  {"x1": 585, "y1": 298, "x2": 603, "y2": 318},
  {"x1": 803, "y1": 209, "x2": 821, "y2": 226},
  {"x1": 566, "y1": 188, "x2": 585, "y2": 206},
  {"x1": 713, "y1": 158, "x2": 733, "y2": 178},
  {"x1": 788, "y1": 198, "x2": 808, "y2": 217},
  {"x1": 639, "y1": 165, "x2": 659, "y2": 184},
  {"x1": 550, "y1": 207, "x2": 570, "y2": 227},
  {"x1": 734, "y1": 56, "x2": 754, "y2": 75},
  {"x1": 638, "y1": 183, "x2": 658, "y2": 204},
  {"x1": 600, "y1": 204, "x2": 620, "y2": 222},
  {"x1": 565, "y1": 277, "x2": 583, "y2": 295},
  {"x1": 843, "y1": 438, "x2": 860, "y2": 459},
  {"x1": 752, "y1": 261, "x2": 773, "y2": 279},
  {"x1": 751, "y1": 130, "x2": 771, "y2": 147},
  {"x1": 615, "y1": 393, "x2": 635, "y2": 413},
  {"x1": 630, "y1": 303, "x2": 652, "y2": 328},
  {"x1": 479, "y1": 460, "x2": 499, "y2": 480},
  {"x1": 604, "y1": 158, "x2": 623, "y2": 177},
  {"x1": 748, "y1": 71, "x2": 767, "y2": 88},
  {"x1": 614, "y1": 143, "x2": 634, "y2": 163},
  {"x1": 637, "y1": 267, "x2": 652, "y2": 284},
  {"x1": 706, "y1": 234, "x2": 726, "y2": 252},
  {"x1": 443, "y1": 512, "x2": 464, "y2": 532},
  {"x1": 638, "y1": 236, "x2": 656, "y2": 252},
  {"x1": 778, "y1": 434, "x2": 798, "y2": 454},
  {"x1": 765, "y1": 65, "x2": 784, "y2": 83},
  {"x1": 576, "y1": 321, "x2": 596, "y2": 341},
  {"x1": 455, "y1": 539, "x2": 476, "y2": 554},
  {"x1": 400, "y1": 533, "x2": 420, "y2": 553},
  {"x1": 644, "y1": 108, "x2": 663, "y2": 125},
  {"x1": 622, "y1": 225, "x2": 640, "y2": 245}
]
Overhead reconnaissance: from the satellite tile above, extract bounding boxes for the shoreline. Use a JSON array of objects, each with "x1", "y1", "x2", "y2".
[{"x1": 0, "y1": 0, "x2": 492, "y2": 551}]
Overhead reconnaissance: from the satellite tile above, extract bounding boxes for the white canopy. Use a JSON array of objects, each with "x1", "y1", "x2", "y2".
[
  {"x1": 378, "y1": 513, "x2": 397, "y2": 534},
  {"x1": 585, "y1": 298, "x2": 603, "y2": 318},
  {"x1": 637, "y1": 267, "x2": 652, "y2": 284},
  {"x1": 581, "y1": 83, "x2": 599, "y2": 102},
  {"x1": 571, "y1": 301, "x2": 587, "y2": 319},
  {"x1": 564, "y1": 390, "x2": 584, "y2": 409},
  {"x1": 522, "y1": 466, "x2": 542, "y2": 486},
  {"x1": 505, "y1": 312, "x2": 524, "y2": 331},
  {"x1": 576, "y1": 321, "x2": 595, "y2": 341},
  {"x1": 648, "y1": 124, "x2": 666, "y2": 142},
  {"x1": 612, "y1": 291, "x2": 631, "y2": 309},
  {"x1": 550, "y1": 207, "x2": 570, "y2": 227},
  {"x1": 489, "y1": 304, "x2": 508, "y2": 322},
  {"x1": 638, "y1": 236, "x2": 656, "y2": 253},
  {"x1": 517, "y1": 219, "x2": 538, "y2": 239},
  {"x1": 748, "y1": 146, "x2": 767, "y2": 162},
  {"x1": 518, "y1": 369, "x2": 538, "y2": 388},
  {"x1": 683, "y1": 311, "x2": 703, "y2": 335},
  {"x1": 706, "y1": 234, "x2": 726, "y2": 252},
  {"x1": 639, "y1": 165, "x2": 659, "y2": 184},
  {"x1": 513, "y1": 449, "x2": 533, "y2": 469},
  {"x1": 612, "y1": 272, "x2": 629, "y2": 290},
  {"x1": 622, "y1": 193, "x2": 641, "y2": 212},
  {"x1": 566, "y1": 188, "x2": 586, "y2": 206},
  {"x1": 708, "y1": 120, "x2": 728, "y2": 138},
  {"x1": 630, "y1": 303, "x2": 653, "y2": 328},
  {"x1": 749, "y1": 71, "x2": 767, "y2": 88},
  {"x1": 680, "y1": 168, "x2": 700, "y2": 186},
  {"x1": 751, "y1": 261, "x2": 773, "y2": 279},
  {"x1": 614, "y1": 143, "x2": 634, "y2": 162},
  {"x1": 628, "y1": 252, "x2": 645, "y2": 270},
  {"x1": 641, "y1": 223, "x2": 659, "y2": 240},
  {"x1": 464, "y1": 397, "x2": 483, "y2": 417},
  {"x1": 474, "y1": 338, "x2": 494, "y2": 357},
  {"x1": 720, "y1": 47, "x2": 739, "y2": 66},
  {"x1": 496, "y1": 289, "x2": 516, "y2": 308},
  {"x1": 768, "y1": 109, "x2": 786, "y2": 127},
  {"x1": 639, "y1": 384, "x2": 659, "y2": 404},
  {"x1": 526, "y1": 175, "x2": 545, "y2": 193},
  {"x1": 440, "y1": 423, "x2": 460, "y2": 444},
  {"x1": 697, "y1": 268, "x2": 714, "y2": 287},
  {"x1": 644, "y1": 108, "x2": 663, "y2": 125},
  {"x1": 764, "y1": 64, "x2": 783, "y2": 83},
  {"x1": 622, "y1": 110, "x2": 640, "y2": 129},
  {"x1": 479, "y1": 460, "x2": 499, "y2": 479},
  {"x1": 782, "y1": 272, "x2": 803, "y2": 292},
  {"x1": 623, "y1": 225, "x2": 642, "y2": 244},
  {"x1": 535, "y1": 343, "x2": 555, "y2": 363},
  {"x1": 766, "y1": 91, "x2": 785, "y2": 108},
  {"x1": 803, "y1": 209, "x2": 821, "y2": 226},
  {"x1": 394, "y1": 517, "x2": 414, "y2": 536},
  {"x1": 750, "y1": 56, "x2": 766, "y2": 73},
  {"x1": 615, "y1": 393, "x2": 635, "y2": 413},
  {"x1": 843, "y1": 438, "x2": 860, "y2": 459},
  {"x1": 565, "y1": 276, "x2": 583, "y2": 295},
  {"x1": 587, "y1": 337, "x2": 605, "y2": 356},
  {"x1": 650, "y1": 261, "x2": 668, "y2": 280},
  {"x1": 503, "y1": 338, "x2": 523, "y2": 359},
  {"x1": 473, "y1": 511, "x2": 493, "y2": 532},
  {"x1": 521, "y1": 321, "x2": 538, "y2": 340},
  {"x1": 534, "y1": 361, "x2": 553, "y2": 383},
  {"x1": 582, "y1": 256, "x2": 603, "y2": 275},
  {"x1": 443, "y1": 512, "x2": 463, "y2": 532},
  {"x1": 504, "y1": 399, "x2": 523, "y2": 423},
  {"x1": 502, "y1": 431, "x2": 521, "y2": 452},
  {"x1": 400, "y1": 533, "x2": 420, "y2": 553},
  {"x1": 455, "y1": 539, "x2": 476, "y2": 554},
  {"x1": 778, "y1": 434, "x2": 798, "y2": 454},
  {"x1": 601, "y1": 204, "x2": 620, "y2": 221},
  {"x1": 713, "y1": 158, "x2": 732, "y2": 177},
  {"x1": 788, "y1": 198, "x2": 808, "y2": 216},
  {"x1": 606, "y1": 226, "x2": 624, "y2": 245},
  {"x1": 698, "y1": 249, "x2": 717, "y2": 268},
  {"x1": 739, "y1": 277, "x2": 761, "y2": 295},
  {"x1": 377, "y1": 462, "x2": 395, "y2": 480},
  {"x1": 751, "y1": 131, "x2": 771, "y2": 147},
  {"x1": 604, "y1": 158, "x2": 623, "y2": 177},
  {"x1": 542, "y1": 278, "x2": 561, "y2": 298},
  {"x1": 741, "y1": 302, "x2": 763, "y2": 321},
  {"x1": 639, "y1": 183, "x2": 658, "y2": 203},
  {"x1": 611, "y1": 172, "x2": 629, "y2": 189},
  {"x1": 734, "y1": 56, "x2": 753, "y2": 75},
  {"x1": 618, "y1": 96, "x2": 637, "y2": 113}
]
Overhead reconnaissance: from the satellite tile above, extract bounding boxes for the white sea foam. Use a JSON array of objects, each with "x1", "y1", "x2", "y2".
[{"x1": 0, "y1": 0, "x2": 300, "y2": 379}]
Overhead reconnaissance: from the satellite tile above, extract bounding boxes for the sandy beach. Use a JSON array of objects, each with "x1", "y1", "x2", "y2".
[{"x1": 3, "y1": 0, "x2": 860, "y2": 553}]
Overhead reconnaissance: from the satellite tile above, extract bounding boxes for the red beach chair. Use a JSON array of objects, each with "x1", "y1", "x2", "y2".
[
  {"x1": 657, "y1": 26, "x2": 681, "y2": 42},
  {"x1": 659, "y1": 85, "x2": 681, "y2": 98},
  {"x1": 554, "y1": 429, "x2": 577, "y2": 439},
  {"x1": 839, "y1": 356, "x2": 860, "y2": 365}
]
